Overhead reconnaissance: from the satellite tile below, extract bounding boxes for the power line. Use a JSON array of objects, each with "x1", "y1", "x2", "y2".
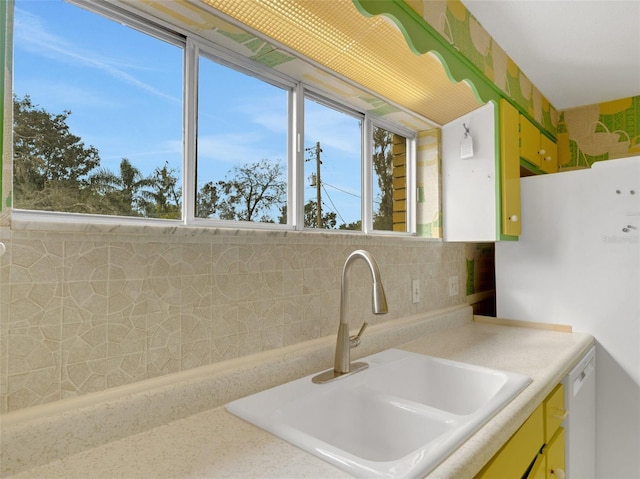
[
  {"x1": 321, "y1": 181, "x2": 359, "y2": 199},
  {"x1": 322, "y1": 181, "x2": 382, "y2": 207},
  {"x1": 321, "y1": 183, "x2": 346, "y2": 225}
]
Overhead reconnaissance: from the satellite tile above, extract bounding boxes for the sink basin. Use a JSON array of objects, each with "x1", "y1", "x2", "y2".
[
  {"x1": 363, "y1": 350, "x2": 519, "y2": 416},
  {"x1": 226, "y1": 348, "x2": 531, "y2": 478}
]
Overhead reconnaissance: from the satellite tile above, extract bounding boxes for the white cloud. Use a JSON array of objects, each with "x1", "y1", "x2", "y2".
[
  {"x1": 196, "y1": 132, "x2": 286, "y2": 165},
  {"x1": 14, "y1": 7, "x2": 180, "y2": 103},
  {"x1": 304, "y1": 104, "x2": 361, "y2": 156}
]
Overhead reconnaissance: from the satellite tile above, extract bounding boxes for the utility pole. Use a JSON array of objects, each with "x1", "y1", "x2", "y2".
[{"x1": 315, "y1": 141, "x2": 322, "y2": 228}]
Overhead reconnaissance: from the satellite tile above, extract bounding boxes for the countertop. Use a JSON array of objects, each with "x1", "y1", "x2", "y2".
[{"x1": 4, "y1": 318, "x2": 594, "y2": 479}]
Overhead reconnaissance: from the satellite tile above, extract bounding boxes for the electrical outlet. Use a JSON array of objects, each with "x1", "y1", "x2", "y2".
[
  {"x1": 412, "y1": 279, "x2": 420, "y2": 304},
  {"x1": 448, "y1": 276, "x2": 459, "y2": 297}
]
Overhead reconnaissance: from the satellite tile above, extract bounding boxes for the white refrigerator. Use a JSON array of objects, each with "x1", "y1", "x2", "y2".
[{"x1": 495, "y1": 156, "x2": 640, "y2": 479}]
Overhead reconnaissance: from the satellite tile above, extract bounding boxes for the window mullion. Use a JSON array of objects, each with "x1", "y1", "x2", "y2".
[
  {"x1": 183, "y1": 38, "x2": 199, "y2": 224},
  {"x1": 291, "y1": 83, "x2": 305, "y2": 230},
  {"x1": 362, "y1": 118, "x2": 373, "y2": 233},
  {"x1": 406, "y1": 137, "x2": 416, "y2": 234}
]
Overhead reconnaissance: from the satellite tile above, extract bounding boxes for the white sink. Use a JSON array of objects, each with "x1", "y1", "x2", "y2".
[{"x1": 226, "y1": 348, "x2": 531, "y2": 478}]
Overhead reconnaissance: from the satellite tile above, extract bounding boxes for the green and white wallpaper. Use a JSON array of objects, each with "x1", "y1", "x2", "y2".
[
  {"x1": 404, "y1": 0, "x2": 557, "y2": 134},
  {"x1": 408, "y1": 0, "x2": 639, "y2": 167},
  {"x1": 558, "y1": 96, "x2": 640, "y2": 168}
]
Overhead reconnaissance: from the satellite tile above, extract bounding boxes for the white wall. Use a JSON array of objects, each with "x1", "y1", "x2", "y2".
[{"x1": 496, "y1": 156, "x2": 640, "y2": 478}]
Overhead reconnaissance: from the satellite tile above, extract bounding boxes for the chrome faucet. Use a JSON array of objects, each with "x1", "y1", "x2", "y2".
[{"x1": 313, "y1": 250, "x2": 388, "y2": 384}]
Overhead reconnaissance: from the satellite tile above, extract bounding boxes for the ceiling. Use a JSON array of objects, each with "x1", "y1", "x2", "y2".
[
  {"x1": 201, "y1": 0, "x2": 481, "y2": 125},
  {"x1": 461, "y1": 0, "x2": 640, "y2": 110}
]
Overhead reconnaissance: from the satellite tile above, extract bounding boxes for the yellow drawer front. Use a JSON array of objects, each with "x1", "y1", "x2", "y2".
[
  {"x1": 539, "y1": 135, "x2": 558, "y2": 174},
  {"x1": 527, "y1": 452, "x2": 546, "y2": 479},
  {"x1": 520, "y1": 115, "x2": 541, "y2": 167},
  {"x1": 544, "y1": 384, "x2": 566, "y2": 443},
  {"x1": 475, "y1": 404, "x2": 544, "y2": 479},
  {"x1": 546, "y1": 427, "x2": 566, "y2": 479}
]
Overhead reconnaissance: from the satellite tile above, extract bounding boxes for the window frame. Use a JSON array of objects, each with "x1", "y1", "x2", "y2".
[
  {"x1": 10, "y1": 0, "x2": 419, "y2": 236},
  {"x1": 300, "y1": 90, "x2": 365, "y2": 232},
  {"x1": 367, "y1": 117, "x2": 417, "y2": 235},
  {"x1": 188, "y1": 40, "x2": 296, "y2": 230}
]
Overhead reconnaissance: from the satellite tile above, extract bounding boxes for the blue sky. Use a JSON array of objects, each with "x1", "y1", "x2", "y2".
[
  {"x1": 14, "y1": 1, "x2": 184, "y2": 176},
  {"x1": 12, "y1": 0, "x2": 364, "y2": 224}
]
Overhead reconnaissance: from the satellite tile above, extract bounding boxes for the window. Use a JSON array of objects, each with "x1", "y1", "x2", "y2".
[
  {"x1": 12, "y1": 0, "x2": 183, "y2": 218},
  {"x1": 196, "y1": 54, "x2": 289, "y2": 224},
  {"x1": 303, "y1": 96, "x2": 362, "y2": 230},
  {"x1": 11, "y1": 0, "x2": 418, "y2": 235},
  {"x1": 372, "y1": 126, "x2": 408, "y2": 232}
]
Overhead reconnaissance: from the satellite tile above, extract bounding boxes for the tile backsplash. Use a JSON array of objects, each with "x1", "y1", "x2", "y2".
[{"x1": 0, "y1": 222, "x2": 466, "y2": 414}]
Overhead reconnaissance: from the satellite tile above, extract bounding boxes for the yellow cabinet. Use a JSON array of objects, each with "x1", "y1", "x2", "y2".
[
  {"x1": 475, "y1": 404, "x2": 544, "y2": 478},
  {"x1": 475, "y1": 385, "x2": 567, "y2": 479},
  {"x1": 499, "y1": 99, "x2": 522, "y2": 237},
  {"x1": 529, "y1": 453, "x2": 547, "y2": 479},
  {"x1": 520, "y1": 115, "x2": 558, "y2": 174},
  {"x1": 544, "y1": 384, "x2": 567, "y2": 443},
  {"x1": 545, "y1": 428, "x2": 566, "y2": 479},
  {"x1": 520, "y1": 115, "x2": 542, "y2": 167},
  {"x1": 539, "y1": 135, "x2": 558, "y2": 174}
]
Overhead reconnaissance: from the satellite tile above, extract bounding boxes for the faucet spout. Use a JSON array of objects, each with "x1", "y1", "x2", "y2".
[
  {"x1": 313, "y1": 250, "x2": 388, "y2": 384},
  {"x1": 340, "y1": 250, "x2": 388, "y2": 322}
]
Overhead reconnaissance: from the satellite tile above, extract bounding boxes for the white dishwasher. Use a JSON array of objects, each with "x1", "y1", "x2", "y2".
[{"x1": 563, "y1": 345, "x2": 596, "y2": 479}]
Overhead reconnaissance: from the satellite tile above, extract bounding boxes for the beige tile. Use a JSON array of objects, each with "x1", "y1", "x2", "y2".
[
  {"x1": 212, "y1": 244, "x2": 239, "y2": 274},
  {"x1": 108, "y1": 279, "x2": 145, "y2": 316},
  {"x1": 62, "y1": 321, "x2": 107, "y2": 365},
  {"x1": 106, "y1": 353, "x2": 146, "y2": 388},
  {"x1": 7, "y1": 365, "x2": 61, "y2": 410},
  {"x1": 145, "y1": 275, "x2": 183, "y2": 307},
  {"x1": 147, "y1": 309, "x2": 181, "y2": 377},
  {"x1": 107, "y1": 313, "x2": 146, "y2": 358},
  {"x1": 2, "y1": 225, "x2": 471, "y2": 413},
  {"x1": 214, "y1": 272, "x2": 260, "y2": 302},
  {"x1": 65, "y1": 242, "x2": 109, "y2": 282},
  {"x1": 8, "y1": 282, "x2": 62, "y2": 329},
  {"x1": 147, "y1": 345, "x2": 181, "y2": 378},
  {"x1": 0, "y1": 322, "x2": 7, "y2": 414},
  {"x1": 212, "y1": 334, "x2": 239, "y2": 361},
  {"x1": 62, "y1": 358, "x2": 107, "y2": 398},
  {"x1": 109, "y1": 243, "x2": 147, "y2": 281},
  {"x1": 9, "y1": 239, "x2": 64, "y2": 284},
  {"x1": 64, "y1": 281, "x2": 109, "y2": 322}
]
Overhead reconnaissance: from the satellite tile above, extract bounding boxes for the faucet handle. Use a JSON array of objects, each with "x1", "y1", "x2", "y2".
[{"x1": 350, "y1": 322, "x2": 368, "y2": 348}]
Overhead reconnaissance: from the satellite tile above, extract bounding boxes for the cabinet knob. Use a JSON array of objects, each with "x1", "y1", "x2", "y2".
[
  {"x1": 509, "y1": 215, "x2": 519, "y2": 222},
  {"x1": 538, "y1": 149, "x2": 546, "y2": 156},
  {"x1": 551, "y1": 468, "x2": 565, "y2": 479},
  {"x1": 544, "y1": 155, "x2": 552, "y2": 162}
]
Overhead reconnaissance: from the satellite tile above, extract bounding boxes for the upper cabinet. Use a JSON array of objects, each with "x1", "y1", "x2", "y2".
[
  {"x1": 442, "y1": 102, "x2": 498, "y2": 242},
  {"x1": 520, "y1": 115, "x2": 558, "y2": 174},
  {"x1": 499, "y1": 100, "x2": 521, "y2": 237},
  {"x1": 443, "y1": 100, "x2": 559, "y2": 242},
  {"x1": 539, "y1": 135, "x2": 558, "y2": 174}
]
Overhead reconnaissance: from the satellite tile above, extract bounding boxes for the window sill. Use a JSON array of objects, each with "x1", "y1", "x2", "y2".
[{"x1": 10, "y1": 209, "x2": 435, "y2": 242}]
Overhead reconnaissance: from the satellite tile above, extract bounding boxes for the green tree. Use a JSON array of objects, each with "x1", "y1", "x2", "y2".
[
  {"x1": 13, "y1": 95, "x2": 101, "y2": 212},
  {"x1": 140, "y1": 162, "x2": 182, "y2": 219},
  {"x1": 196, "y1": 181, "x2": 221, "y2": 218},
  {"x1": 278, "y1": 201, "x2": 337, "y2": 228},
  {"x1": 303, "y1": 200, "x2": 337, "y2": 228},
  {"x1": 372, "y1": 127, "x2": 394, "y2": 231},
  {"x1": 339, "y1": 220, "x2": 362, "y2": 231},
  {"x1": 89, "y1": 158, "x2": 154, "y2": 216},
  {"x1": 216, "y1": 159, "x2": 285, "y2": 222}
]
